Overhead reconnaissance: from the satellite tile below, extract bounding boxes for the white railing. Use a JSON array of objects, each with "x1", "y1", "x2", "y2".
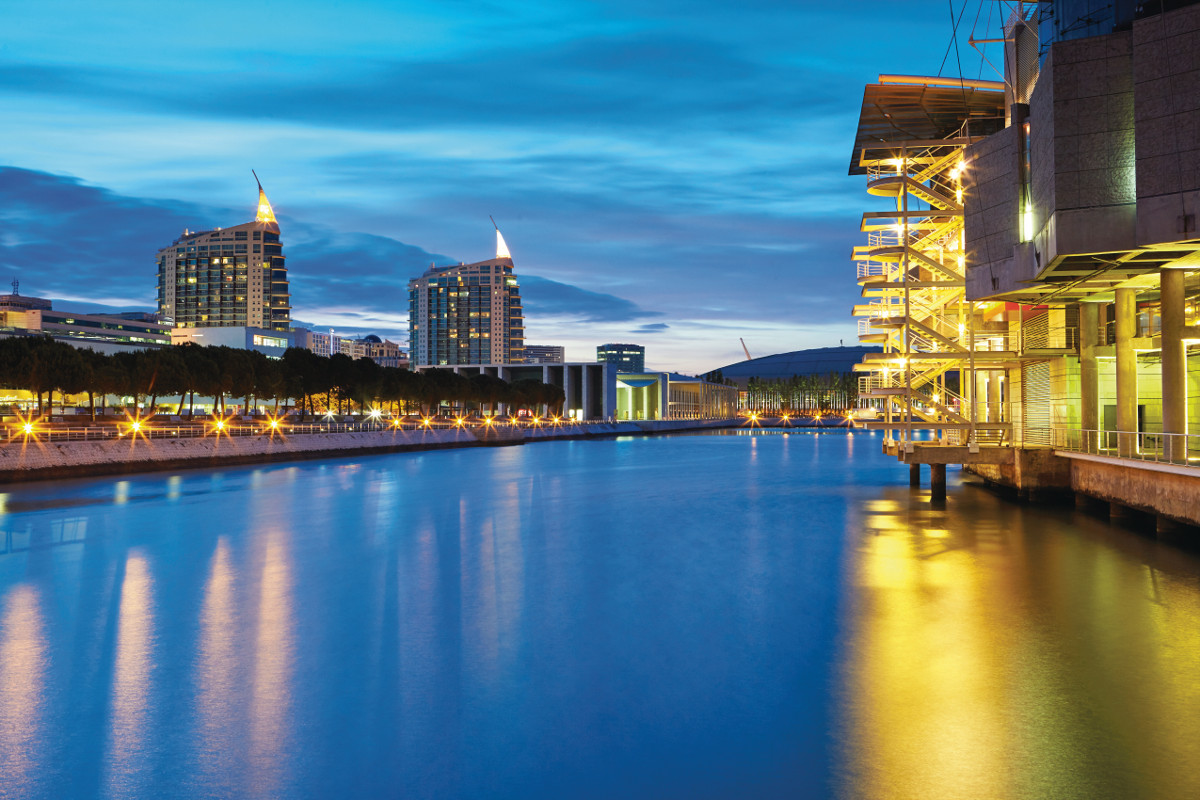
[{"x1": 1045, "y1": 428, "x2": 1200, "y2": 468}]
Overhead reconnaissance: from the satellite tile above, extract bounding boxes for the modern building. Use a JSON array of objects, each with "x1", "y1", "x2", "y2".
[
  {"x1": 709, "y1": 346, "x2": 880, "y2": 389},
  {"x1": 615, "y1": 372, "x2": 739, "y2": 421},
  {"x1": 848, "y1": 0, "x2": 1200, "y2": 524},
  {"x1": 155, "y1": 179, "x2": 290, "y2": 332},
  {"x1": 523, "y1": 344, "x2": 565, "y2": 364},
  {"x1": 0, "y1": 290, "x2": 171, "y2": 353},
  {"x1": 420, "y1": 362, "x2": 614, "y2": 420},
  {"x1": 408, "y1": 227, "x2": 524, "y2": 366},
  {"x1": 596, "y1": 343, "x2": 645, "y2": 373},
  {"x1": 171, "y1": 325, "x2": 294, "y2": 358}
]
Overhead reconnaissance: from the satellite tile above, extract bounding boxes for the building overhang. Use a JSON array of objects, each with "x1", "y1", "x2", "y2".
[{"x1": 849, "y1": 78, "x2": 1005, "y2": 175}]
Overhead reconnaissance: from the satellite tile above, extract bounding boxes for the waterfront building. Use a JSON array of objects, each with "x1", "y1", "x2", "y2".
[
  {"x1": 155, "y1": 179, "x2": 291, "y2": 332},
  {"x1": 408, "y1": 227, "x2": 525, "y2": 366},
  {"x1": 848, "y1": 1, "x2": 1200, "y2": 523},
  {"x1": 596, "y1": 343, "x2": 645, "y2": 373},
  {"x1": 523, "y1": 344, "x2": 565, "y2": 364},
  {"x1": 0, "y1": 290, "x2": 171, "y2": 353},
  {"x1": 419, "y1": 362, "x2": 613, "y2": 420},
  {"x1": 615, "y1": 372, "x2": 739, "y2": 421}
]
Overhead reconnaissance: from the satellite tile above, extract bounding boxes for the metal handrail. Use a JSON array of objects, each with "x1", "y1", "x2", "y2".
[{"x1": 1045, "y1": 427, "x2": 1200, "y2": 468}]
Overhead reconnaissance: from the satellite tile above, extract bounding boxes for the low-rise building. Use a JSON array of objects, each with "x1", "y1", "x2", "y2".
[
  {"x1": 523, "y1": 344, "x2": 565, "y2": 364},
  {"x1": 0, "y1": 292, "x2": 171, "y2": 353}
]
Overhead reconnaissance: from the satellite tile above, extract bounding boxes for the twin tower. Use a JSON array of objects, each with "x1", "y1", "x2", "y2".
[{"x1": 155, "y1": 181, "x2": 526, "y2": 365}]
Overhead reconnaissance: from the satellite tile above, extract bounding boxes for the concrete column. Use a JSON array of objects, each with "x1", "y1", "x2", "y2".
[
  {"x1": 1115, "y1": 288, "x2": 1138, "y2": 457},
  {"x1": 1161, "y1": 268, "x2": 1187, "y2": 463},
  {"x1": 929, "y1": 464, "x2": 947, "y2": 499},
  {"x1": 986, "y1": 370, "x2": 1001, "y2": 423},
  {"x1": 581, "y1": 366, "x2": 591, "y2": 420},
  {"x1": 562, "y1": 366, "x2": 575, "y2": 420},
  {"x1": 1080, "y1": 302, "x2": 1100, "y2": 450},
  {"x1": 909, "y1": 463, "x2": 921, "y2": 487}
]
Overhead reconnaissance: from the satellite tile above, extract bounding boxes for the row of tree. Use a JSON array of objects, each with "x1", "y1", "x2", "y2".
[
  {"x1": 0, "y1": 337, "x2": 566, "y2": 420},
  {"x1": 739, "y1": 372, "x2": 860, "y2": 413}
]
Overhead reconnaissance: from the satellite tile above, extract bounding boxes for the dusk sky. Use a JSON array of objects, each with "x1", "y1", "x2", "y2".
[{"x1": 2, "y1": 0, "x2": 1002, "y2": 373}]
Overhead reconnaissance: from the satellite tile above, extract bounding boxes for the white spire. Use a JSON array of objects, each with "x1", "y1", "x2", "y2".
[{"x1": 491, "y1": 216, "x2": 511, "y2": 259}]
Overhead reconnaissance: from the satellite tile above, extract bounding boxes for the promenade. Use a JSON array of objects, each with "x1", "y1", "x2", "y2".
[{"x1": 0, "y1": 416, "x2": 743, "y2": 482}]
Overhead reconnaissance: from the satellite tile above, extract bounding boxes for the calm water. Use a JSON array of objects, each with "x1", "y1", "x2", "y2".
[{"x1": 0, "y1": 431, "x2": 1198, "y2": 799}]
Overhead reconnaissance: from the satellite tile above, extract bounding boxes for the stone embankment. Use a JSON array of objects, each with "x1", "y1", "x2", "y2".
[{"x1": 0, "y1": 419, "x2": 739, "y2": 483}]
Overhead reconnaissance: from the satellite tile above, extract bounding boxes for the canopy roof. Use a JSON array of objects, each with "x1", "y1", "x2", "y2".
[{"x1": 849, "y1": 79, "x2": 1006, "y2": 175}]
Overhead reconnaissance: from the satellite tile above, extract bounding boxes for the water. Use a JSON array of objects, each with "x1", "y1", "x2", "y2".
[{"x1": 0, "y1": 430, "x2": 1197, "y2": 799}]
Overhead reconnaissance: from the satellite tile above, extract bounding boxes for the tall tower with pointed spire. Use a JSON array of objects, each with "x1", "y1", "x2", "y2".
[
  {"x1": 407, "y1": 222, "x2": 525, "y2": 366},
  {"x1": 155, "y1": 177, "x2": 291, "y2": 331}
]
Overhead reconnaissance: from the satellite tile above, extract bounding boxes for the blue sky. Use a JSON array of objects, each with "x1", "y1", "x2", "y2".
[{"x1": 0, "y1": 0, "x2": 1001, "y2": 372}]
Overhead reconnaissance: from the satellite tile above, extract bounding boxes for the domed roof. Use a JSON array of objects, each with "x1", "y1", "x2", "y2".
[
  {"x1": 362, "y1": 334, "x2": 382, "y2": 343},
  {"x1": 709, "y1": 346, "x2": 879, "y2": 386}
]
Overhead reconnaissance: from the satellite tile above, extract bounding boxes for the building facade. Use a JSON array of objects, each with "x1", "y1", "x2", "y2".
[
  {"x1": 0, "y1": 291, "x2": 171, "y2": 352},
  {"x1": 155, "y1": 181, "x2": 290, "y2": 332},
  {"x1": 596, "y1": 343, "x2": 645, "y2": 373},
  {"x1": 849, "y1": 0, "x2": 1200, "y2": 524},
  {"x1": 523, "y1": 344, "x2": 565, "y2": 364},
  {"x1": 408, "y1": 232, "x2": 524, "y2": 366}
]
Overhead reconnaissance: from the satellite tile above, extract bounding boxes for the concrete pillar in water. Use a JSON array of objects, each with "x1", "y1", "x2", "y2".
[
  {"x1": 1115, "y1": 288, "x2": 1138, "y2": 457},
  {"x1": 909, "y1": 463, "x2": 921, "y2": 487},
  {"x1": 1160, "y1": 268, "x2": 1187, "y2": 463},
  {"x1": 1080, "y1": 302, "x2": 1100, "y2": 451},
  {"x1": 930, "y1": 464, "x2": 946, "y2": 499}
]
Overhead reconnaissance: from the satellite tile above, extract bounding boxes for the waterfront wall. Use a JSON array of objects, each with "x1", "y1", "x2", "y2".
[{"x1": 0, "y1": 419, "x2": 741, "y2": 482}]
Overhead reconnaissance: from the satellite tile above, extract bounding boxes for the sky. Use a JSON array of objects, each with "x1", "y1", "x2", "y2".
[{"x1": 0, "y1": 0, "x2": 1005, "y2": 373}]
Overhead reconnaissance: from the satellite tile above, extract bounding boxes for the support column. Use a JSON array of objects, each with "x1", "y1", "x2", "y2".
[
  {"x1": 1161, "y1": 268, "x2": 1187, "y2": 463},
  {"x1": 1115, "y1": 288, "x2": 1138, "y2": 457},
  {"x1": 1080, "y1": 302, "x2": 1100, "y2": 451},
  {"x1": 909, "y1": 463, "x2": 921, "y2": 487},
  {"x1": 929, "y1": 464, "x2": 947, "y2": 499},
  {"x1": 986, "y1": 370, "x2": 1001, "y2": 423}
]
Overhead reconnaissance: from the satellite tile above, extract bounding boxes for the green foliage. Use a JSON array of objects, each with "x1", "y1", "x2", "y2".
[{"x1": 0, "y1": 337, "x2": 568, "y2": 417}]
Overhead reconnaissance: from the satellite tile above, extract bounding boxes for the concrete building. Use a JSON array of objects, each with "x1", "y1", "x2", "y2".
[
  {"x1": 596, "y1": 343, "x2": 645, "y2": 373},
  {"x1": 294, "y1": 330, "x2": 407, "y2": 367},
  {"x1": 408, "y1": 227, "x2": 524, "y2": 366},
  {"x1": 616, "y1": 373, "x2": 739, "y2": 421},
  {"x1": 0, "y1": 291, "x2": 171, "y2": 353},
  {"x1": 849, "y1": 1, "x2": 1200, "y2": 526},
  {"x1": 523, "y1": 344, "x2": 565, "y2": 364},
  {"x1": 171, "y1": 325, "x2": 294, "y2": 358},
  {"x1": 420, "y1": 363, "x2": 614, "y2": 420},
  {"x1": 155, "y1": 179, "x2": 290, "y2": 332}
]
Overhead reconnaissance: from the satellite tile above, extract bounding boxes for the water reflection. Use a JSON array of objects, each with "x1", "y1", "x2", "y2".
[
  {"x1": 0, "y1": 434, "x2": 1193, "y2": 799},
  {"x1": 102, "y1": 552, "x2": 155, "y2": 797},
  {"x1": 839, "y1": 484, "x2": 1200, "y2": 800},
  {"x1": 0, "y1": 584, "x2": 48, "y2": 797}
]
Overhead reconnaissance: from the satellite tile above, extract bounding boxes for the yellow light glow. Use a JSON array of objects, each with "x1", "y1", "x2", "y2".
[
  {"x1": 216, "y1": 420, "x2": 225, "y2": 430},
  {"x1": 455, "y1": 417, "x2": 464, "y2": 426},
  {"x1": 131, "y1": 421, "x2": 142, "y2": 433},
  {"x1": 22, "y1": 422, "x2": 33, "y2": 435},
  {"x1": 269, "y1": 419, "x2": 279, "y2": 429},
  {"x1": 421, "y1": 418, "x2": 431, "y2": 427}
]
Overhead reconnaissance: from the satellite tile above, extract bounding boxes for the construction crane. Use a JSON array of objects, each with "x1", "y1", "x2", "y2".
[{"x1": 740, "y1": 338, "x2": 752, "y2": 361}]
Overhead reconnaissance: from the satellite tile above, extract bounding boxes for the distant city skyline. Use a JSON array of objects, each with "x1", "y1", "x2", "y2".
[{"x1": 0, "y1": 1, "x2": 1000, "y2": 372}]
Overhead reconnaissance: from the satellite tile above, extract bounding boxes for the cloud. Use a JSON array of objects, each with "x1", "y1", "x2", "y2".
[
  {"x1": 520, "y1": 275, "x2": 661, "y2": 324},
  {"x1": 633, "y1": 323, "x2": 670, "y2": 334}
]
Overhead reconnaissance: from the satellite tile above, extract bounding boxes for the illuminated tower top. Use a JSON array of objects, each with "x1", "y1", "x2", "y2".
[
  {"x1": 491, "y1": 216, "x2": 511, "y2": 259},
  {"x1": 253, "y1": 170, "x2": 276, "y2": 224}
]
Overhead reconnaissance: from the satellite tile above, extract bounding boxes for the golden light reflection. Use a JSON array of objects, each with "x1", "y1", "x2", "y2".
[
  {"x1": 0, "y1": 585, "x2": 48, "y2": 796},
  {"x1": 195, "y1": 538, "x2": 240, "y2": 790},
  {"x1": 102, "y1": 553, "x2": 154, "y2": 795},
  {"x1": 840, "y1": 491, "x2": 1200, "y2": 799},
  {"x1": 249, "y1": 532, "x2": 294, "y2": 794}
]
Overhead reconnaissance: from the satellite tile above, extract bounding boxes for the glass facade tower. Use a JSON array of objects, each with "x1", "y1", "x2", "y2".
[
  {"x1": 408, "y1": 257, "x2": 525, "y2": 366},
  {"x1": 155, "y1": 184, "x2": 290, "y2": 331}
]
